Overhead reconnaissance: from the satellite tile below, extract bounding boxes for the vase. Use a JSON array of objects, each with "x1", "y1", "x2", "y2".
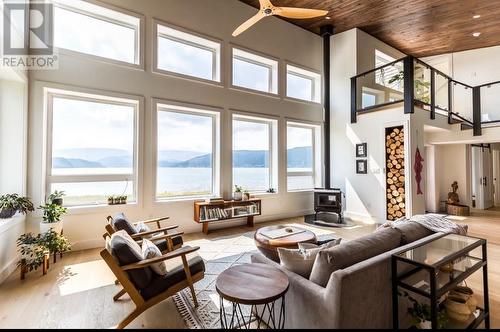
[
  {"x1": 40, "y1": 220, "x2": 63, "y2": 234},
  {"x1": 0, "y1": 208, "x2": 17, "y2": 219},
  {"x1": 234, "y1": 192, "x2": 243, "y2": 201},
  {"x1": 243, "y1": 193, "x2": 251, "y2": 201},
  {"x1": 418, "y1": 320, "x2": 432, "y2": 329}
]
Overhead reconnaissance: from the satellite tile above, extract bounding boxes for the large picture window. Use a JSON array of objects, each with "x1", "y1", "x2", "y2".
[
  {"x1": 232, "y1": 48, "x2": 278, "y2": 94},
  {"x1": 156, "y1": 23, "x2": 221, "y2": 82},
  {"x1": 287, "y1": 122, "x2": 322, "y2": 191},
  {"x1": 232, "y1": 115, "x2": 278, "y2": 193},
  {"x1": 53, "y1": 0, "x2": 141, "y2": 65},
  {"x1": 286, "y1": 65, "x2": 321, "y2": 103},
  {"x1": 156, "y1": 104, "x2": 219, "y2": 199},
  {"x1": 47, "y1": 90, "x2": 138, "y2": 207}
]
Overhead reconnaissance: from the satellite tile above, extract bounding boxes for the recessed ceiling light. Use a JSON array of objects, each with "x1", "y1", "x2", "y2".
[
  {"x1": 325, "y1": 16, "x2": 331, "y2": 20},
  {"x1": 472, "y1": 32, "x2": 481, "y2": 37},
  {"x1": 473, "y1": 14, "x2": 481, "y2": 19}
]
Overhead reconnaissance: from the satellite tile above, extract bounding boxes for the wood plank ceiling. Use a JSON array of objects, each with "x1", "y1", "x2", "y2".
[{"x1": 238, "y1": 0, "x2": 500, "y2": 57}]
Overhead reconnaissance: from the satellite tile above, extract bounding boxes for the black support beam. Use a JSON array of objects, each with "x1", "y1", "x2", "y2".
[
  {"x1": 473, "y1": 86, "x2": 482, "y2": 136},
  {"x1": 430, "y1": 68, "x2": 436, "y2": 120},
  {"x1": 404, "y1": 56, "x2": 415, "y2": 114}
]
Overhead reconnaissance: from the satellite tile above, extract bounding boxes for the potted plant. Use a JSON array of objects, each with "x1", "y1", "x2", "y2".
[
  {"x1": 0, "y1": 194, "x2": 35, "y2": 219},
  {"x1": 47, "y1": 190, "x2": 65, "y2": 206},
  {"x1": 16, "y1": 233, "x2": 49, "y2": 275},
  {"x1": 39, "y1": 203, "x2": 67, "y2": 234},
  {"x1": 108, "y1": 196, "x2": 115, "y2": 205},
  {"x1": 40, "y1": 229, "x2": 71, "y2": 257},
  {"x1": 400, "y1": 291, "x2": 448, "y2": 329},
  {"x1": 234, "y1": 185, "x2": 243, "y2": 201}
]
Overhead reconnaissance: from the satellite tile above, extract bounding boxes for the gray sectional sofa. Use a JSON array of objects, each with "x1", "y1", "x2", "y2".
[{"x1": 251, "y1": 223, "x2": 446, "y2": 329}]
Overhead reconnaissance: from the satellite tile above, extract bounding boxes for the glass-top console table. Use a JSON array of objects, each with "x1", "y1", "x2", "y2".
[{"x1": 391, "y1": 234, "x2": 489, "y2": 329}]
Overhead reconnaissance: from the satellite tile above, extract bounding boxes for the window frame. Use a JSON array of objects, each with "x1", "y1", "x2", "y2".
[
  {"x1": 286, "y1": 121, "x2": 323, "y2": 192},
  {"x1": 153, "y1": 20, "x2": 223, "y2": 85},
  {"x1": 51, "y1": 0, "x2": 144, "y2": 68},
  {"x1": 285, "y1": 64, "x2": 322, "y2": 104},
  {"x1": 154, "y1": 101, "x2": 221, "y2": 202},
  {"x1": 230, "y1": 46, "x2": 279, "y2": 96},
  {"x1": 45, "y1": 88, "x2": 141, "y2": 208},
  {"x1": 232, "y1": 113, "x2": 278, "y2": 194}
]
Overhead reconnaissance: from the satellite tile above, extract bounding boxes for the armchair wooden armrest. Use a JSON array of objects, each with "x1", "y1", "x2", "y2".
[
  {"x1": 122, "y1": 246, "x2": 200, "y2": 271},
  {"x1": 130, "y1": 225, "x2": 179, "y2": 240},
  {"x1": 133, "y1": 216, "x2": 171, "y2": 226},
  {"x1": 135, "y1": 232, "x2": 184, "y2": 245}
]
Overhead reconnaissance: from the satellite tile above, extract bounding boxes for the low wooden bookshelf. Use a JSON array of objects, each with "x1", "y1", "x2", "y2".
[{"x1": 194, "y1": 198, "x2": 262, "y2": 234}]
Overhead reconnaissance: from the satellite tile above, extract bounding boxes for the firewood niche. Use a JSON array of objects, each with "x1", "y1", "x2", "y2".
[{"x1": 385, "y1": 126, "x2": 406, "y2": 221}]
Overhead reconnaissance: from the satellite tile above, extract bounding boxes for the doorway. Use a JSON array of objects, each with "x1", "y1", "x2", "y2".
[{"x1": 471, "y1": 144, "x2": 494, "y2": 210}]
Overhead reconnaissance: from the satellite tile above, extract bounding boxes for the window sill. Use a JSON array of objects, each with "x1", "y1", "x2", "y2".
[
  {"x1": 250, "y1": 192, "x2": 279, "y2": 198},
  {"x1": 64, "y1": 202, "x2": 139, "y2": 215},
  {"x1": 229, "y1": 85, "x2": 280, "y2": 100},
  {"x1": 284, "y1": 96, "x2": 323, "y2": 106},
  {"x1": 55, "y1": 47, "x2": 144, "y2": 71},
  {"x1": 152, "y1": 68, "x2": 224, "y2": 89},
  {"x1": 287, "y1": 189, "x2": 315, "y2": 194},
  {"x1": 155, "y1": 195, "x2": 215, "y2": 204}
]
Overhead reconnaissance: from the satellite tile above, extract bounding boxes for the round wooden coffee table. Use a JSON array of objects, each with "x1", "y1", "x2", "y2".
[
  {"x1": 254, "y1": 225, "x2": 317, "y2": 262},
  {"x1": 216, "y1": 263, "x2": 289, "y2": 329}
]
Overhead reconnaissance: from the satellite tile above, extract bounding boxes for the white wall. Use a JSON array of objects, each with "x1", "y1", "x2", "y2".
[
  {"x1": 0, "y1": 71, "x2": 28, "y2": 283},
  {"x1": 27, "y1": 0, "x2": 324, "y2": 250},
  {"x1": 330, "y1": 28, "x2": 427, "y2": 224}
]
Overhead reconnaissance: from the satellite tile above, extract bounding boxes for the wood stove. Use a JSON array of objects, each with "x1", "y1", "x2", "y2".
[{"x1": 314, "y1": 188, "x2": 343, "y2": 223}]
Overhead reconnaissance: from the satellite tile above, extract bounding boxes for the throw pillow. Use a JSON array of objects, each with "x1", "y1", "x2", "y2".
[
  {"x1": 298, "y1": 238, "x2": 342, "y2": 250},
  {"x1": 135, "y1": 222, "x2": 151, "y2": 234},
  {"x1": 278, "y1": 240, "x2": 341, "y2": 278},
  {"x1": 142, "y1": 239, "x2": 168, "y2": 276},
  {"x1": 278, "y1": 247, "x2": 320, "y2": 278}
]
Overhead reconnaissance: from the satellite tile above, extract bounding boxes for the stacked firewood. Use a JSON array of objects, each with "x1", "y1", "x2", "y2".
[{"x1": 386, "y1": 127, "x2": 406, "y2": 221}]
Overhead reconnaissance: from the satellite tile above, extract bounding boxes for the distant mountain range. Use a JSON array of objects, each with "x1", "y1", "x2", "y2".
[{"x1": 53, "y1": 147, "x2": 312, "y2": 169}]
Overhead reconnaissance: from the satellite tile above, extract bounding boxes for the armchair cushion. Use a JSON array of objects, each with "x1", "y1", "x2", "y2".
[
  {"x1": 155, "y1": 236, "x2": 184, "y2": 252},
  {"x1": 141, "y1": 255, "x2": 205, "y2": 300},
  {"x1": 142, "y1": 239, "x2": 168, "y2": 276},
  {"x1": 112, "y1": 213, "x2": 137, "y2": 235},
  {"x1": 110, "y1": 230, "x2": 152, "y2": 290}
]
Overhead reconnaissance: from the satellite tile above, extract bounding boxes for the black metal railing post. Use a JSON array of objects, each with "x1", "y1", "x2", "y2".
[
  {"x1": 404, "y1": 56, "x2": 415, "y2": 114},
  {"x1": 448, "y1": 80, "x2": 453, "y2": 124},
  {"x1": 430, "y1": 68, "x2": 436, "y2": 120},
  {"x1": 351, "y1": 77, "x2": 357, "y2": 124},
  {"x1": 473, "y1": 86, "x2": 482, "y2": 136}
]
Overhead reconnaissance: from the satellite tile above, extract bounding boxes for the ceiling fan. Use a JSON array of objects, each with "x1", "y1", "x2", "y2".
[{"x1": 233, "y1": 0, "x2": 329, "y2": 37}]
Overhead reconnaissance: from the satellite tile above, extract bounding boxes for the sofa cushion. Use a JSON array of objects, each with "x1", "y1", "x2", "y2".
[
  {"x1": 309, "y1": 227, "x2": 402, "y2": 287},
  {"x1": 135, "y1": 222, "x2": 151, "y2": 234},
  {"x1": 112, "y1": 213, "x2": 137, "y2": 235},
  {"x1": 279, "y1": 240, "x2": 342, "y2": 278},
  {"x1": 141, "y1": 255, "x2": 205, "y2": 300},
  {"x1": 110, "y1": 230, "x2": 153, "y2": 290},
  {"x1": 393, "y1": 222, "x2": 434, "y2": 245},
  {"x1": 142, "y1": 239, "x2": 167, "y2": 276}
]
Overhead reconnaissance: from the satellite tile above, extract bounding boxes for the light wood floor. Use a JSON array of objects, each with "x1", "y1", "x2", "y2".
[{"x1": 0, "y1": 214, "x2": 497, "y2": 329}]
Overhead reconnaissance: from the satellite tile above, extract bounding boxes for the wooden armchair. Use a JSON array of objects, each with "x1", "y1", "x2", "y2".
[
  {"x1": 101, "y1": 238, "x2": 205, "y2": 329},
  {"x1": 105, "y1": 213, "x2": 184, "y2": 252}
]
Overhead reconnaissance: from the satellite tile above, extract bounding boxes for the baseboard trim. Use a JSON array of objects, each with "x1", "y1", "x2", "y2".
[
  {"x1": 0, "y1": 256, "x2": 19, "y2": 284},
  {"x1": 67, "y1": 210, "x2": 316, "y2": 252}
]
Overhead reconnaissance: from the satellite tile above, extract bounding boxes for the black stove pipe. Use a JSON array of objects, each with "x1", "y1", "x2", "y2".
[{"x1": 320, "y1": 25, "x2": 334, "y2": 189}]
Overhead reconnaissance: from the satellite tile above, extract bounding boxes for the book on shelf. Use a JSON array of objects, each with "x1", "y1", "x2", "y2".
[
  {"x1": 205, "y1": 197, "x2": 224, "y2": 204},
  {"x1": 201, "y1": 206, "x2": 229, "y2": 221}
]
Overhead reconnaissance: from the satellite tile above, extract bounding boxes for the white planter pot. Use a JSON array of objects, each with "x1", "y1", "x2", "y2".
[
  {"x1": 418, "y1": 320, "x2": 432, "y2": 329},
  {"x1": 233, "y1": 192, "x2": 243, "y2": 201},
  {"x1": 40, "y1": 220, "x2": 63, "y2": 234}
]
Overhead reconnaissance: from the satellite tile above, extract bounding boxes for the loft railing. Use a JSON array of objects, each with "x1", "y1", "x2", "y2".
[{"x1": 350, "y1": 55, "x2": 499, "y2": 137}]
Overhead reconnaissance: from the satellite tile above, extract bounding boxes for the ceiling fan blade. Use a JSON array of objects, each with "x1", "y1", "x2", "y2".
[
  {"x1": 232, "y1": 12, "x2": 266, "y2": 37},
  {"x1": 259, "y1": 0, "x2": 274, "y2": 9},
  {"x1": 275, "y1": 7, "x2": 329, "y2": 19}
]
